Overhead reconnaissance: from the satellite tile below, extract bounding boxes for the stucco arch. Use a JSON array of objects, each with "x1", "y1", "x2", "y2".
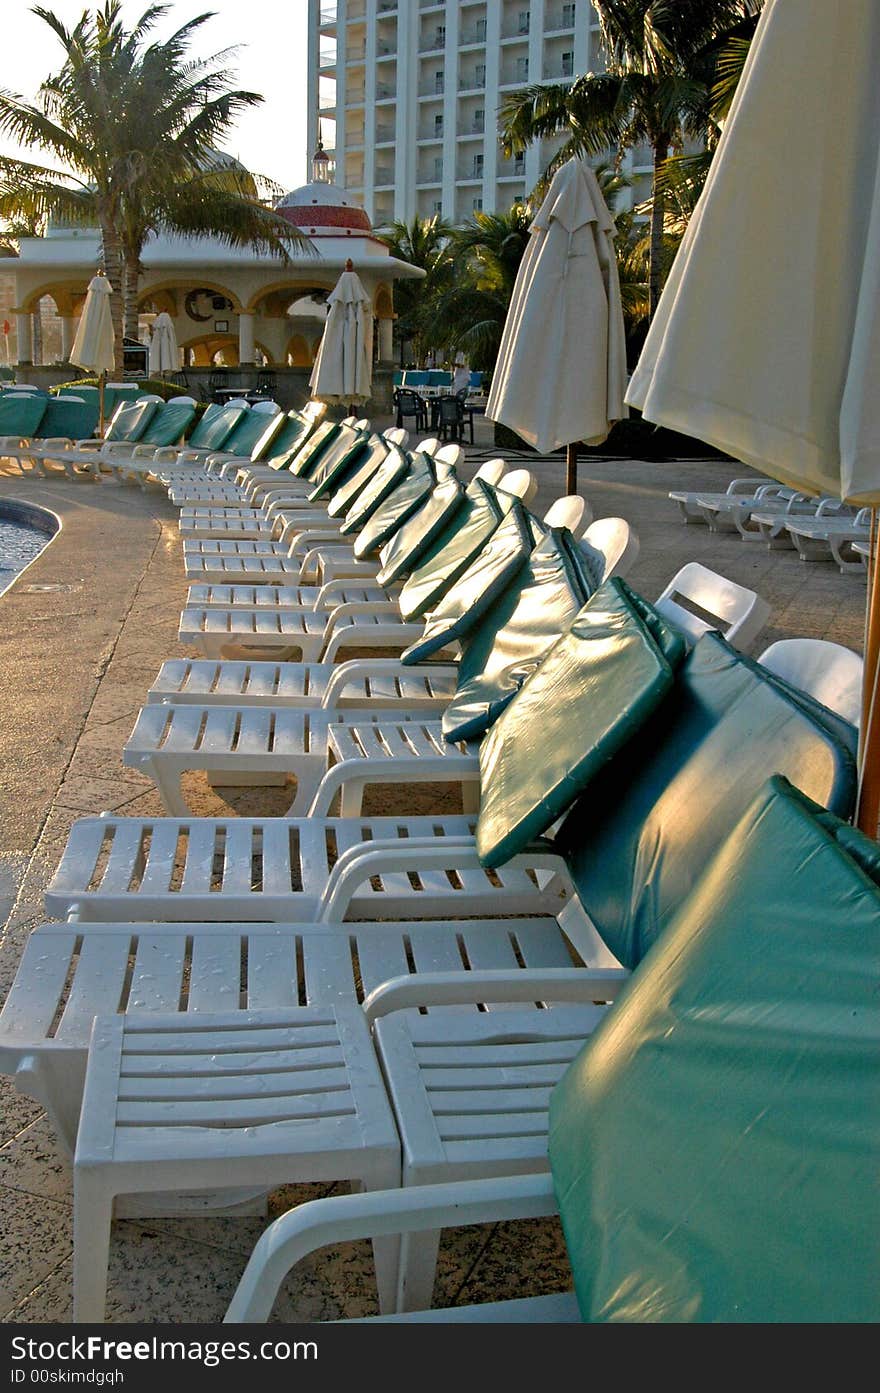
[
  {"x1": 19, "y1": 280, "x2": 89, "y2": 315},
  {"x1": 137, "y1": 287, "x2": 178, "y2": 315},
  {"x1": 142, "y1": 278, "x2": 244, "y2": 315},
  {"x1": 285, "y1": 333, "x2": 313, "y2": 367},
  {"x1": 246, "y1": 278, "x2": 337, "y2": 314}
]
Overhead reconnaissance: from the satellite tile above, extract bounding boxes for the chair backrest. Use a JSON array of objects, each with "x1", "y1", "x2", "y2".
[
  {"x1": 655, "y1": 561, "x2": 771, "y2": 649},
  {"x1": 473, "y1": 458, "x2": 507, "y2": 486},
  {"x1": 437, "y1": 396, "x2": 462, "y2": 425},
  {"x1": 416, "y1": 437, "x2": 440, "y2": 456},
  {"x1": 104, "y1": 397, "x2": 161, "y2": 443},
  {"x1": 223, "y1": 405, "x2": 282, "y2": 457},
  {"x1": 250, "y1": 399, "x2": 280, "y2": 414},
  {"x1": 580, "y1": 517, "x2": 640, "y2": 584},
  {"x1": 395, "y1": 390, "x2": 423, "y2": 413},
  {"x1": 34, "y1": 395, "x2": 99, "y2": 441},
  {"x1": 758, "y1": 638, "x2": 863, "y2": 727},
  {"x1": 187, "y1": 399, "x2": 249, "y2": 450},
  {"x1": 137, "y1": 397, "x2": 197, "y2": 447},
  {"x1": 383, "y1": 427, "x2": 410, "y2": 448},
  {"x1": 427, "y1": 369, "x2": 452, "y2": 387},
  {"x1": 543, "y1": 495, "x2": 591, "y2": 537},
  {"x1": 392, "y1": 370, "x2": 404, "y2": 386},
  {"x1": 496, "y1": 468, "x2": 537, "y2": 505},
  {"x1": 303, "y1": 398, "x2": 326, "y2": 419},
  {"x1": 434, "y1": 442, "x2": 463, "y2": 471}
]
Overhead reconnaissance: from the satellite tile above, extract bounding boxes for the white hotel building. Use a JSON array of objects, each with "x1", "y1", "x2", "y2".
[{"x1": 307, "y1": 0, "x2": 653, "y2": 228}]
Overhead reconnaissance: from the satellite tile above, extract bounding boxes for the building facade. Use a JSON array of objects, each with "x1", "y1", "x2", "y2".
[{"x1": 308, "y1": 0, "x2": 653, "y2": 227}]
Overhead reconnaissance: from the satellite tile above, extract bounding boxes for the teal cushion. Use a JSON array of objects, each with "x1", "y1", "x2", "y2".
[
  {"x1": 187, "y1": 400, "x2": 249, "y2": 450},
  {"x1": 287, "y1": 421, "x2": 342, "y2": 479},
  {"x1": 0, "y1": 394, "x2": 49, "y2": 437},
  {"x1": 104, "y1": 398, "x2": 159, "y2": 443},
  {"x1": 138, "y1": 398, "x2": 197, "y2": 447},
  {"x1": 401, "y1": 504, "x2": 536, "y2": 664},
  {"x1": 34, "y1": 397, "x2": 99, "y2": 441},
  {"x1": 257, "y1": 412, "x2": 316, "y2": 471},
  {"x1": 372, "y1": 476, "x2": 466, "y2": 579},
  {"x1": 397, "y1": 477, "x2": 505, "y2": 621},
  {"x1": 476, "y1": 580, "x2": 688, "y2": 867},
  {"x1": 441, "y1": 527, "x2": 599, "y2": 743},
  {"x1": 323, "y1": 438, "x2": 392, "y2": 513},
  {"x1": 338, "y1": 446, "x2": 414, "y2": 534},
  {"x1": 305, "y1": 431, "x2": 373, "y2": 497},
  {"x1": 221, "y1": 407, "x2": 281, "y2": 458},
  {"x1": 557, "y1": 631, "x2": 858, "y2": 969},
  {"x1": 352, "y1": 455, "x2": 439, "y2": 558},
  {"x1": 550, "y1": 776, "x2": 880, "y2": 1323}
]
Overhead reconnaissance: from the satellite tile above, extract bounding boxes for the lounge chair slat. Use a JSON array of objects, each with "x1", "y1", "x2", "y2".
[
  {"x1": 187, "y1": 934, "x2": 243, "y2": 1011},
  {"x1": 127, "y1": 932, "x2": 189, "y2": 1013}
]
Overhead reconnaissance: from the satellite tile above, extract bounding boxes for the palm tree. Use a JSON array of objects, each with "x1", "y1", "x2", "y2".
[
  {"x1": 421, "y1": 204, "x2": 533, "y2": 373},
  {"x1": 499, "y1": 0, "x2": 763, "y2": 315},
  {"x1": 377, "y1": 214, "x2": 453, "y2": 364},
  {"x1": 0, "y1": 4, "x2": 304, "y2": 368}
]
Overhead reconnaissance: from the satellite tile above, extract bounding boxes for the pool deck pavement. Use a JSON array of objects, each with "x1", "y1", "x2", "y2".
[{"x1": 0, "y1": 418, "x2": 868, "y2": 1323}]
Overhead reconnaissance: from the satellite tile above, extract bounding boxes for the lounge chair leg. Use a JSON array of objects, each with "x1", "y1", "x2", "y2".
[
  {"x1": 396, "y1": 1230, "x2": 442, "y2": 1313},
  {"x1": 73, "y1": 1172, "x2": 113, "y2": 1323}
]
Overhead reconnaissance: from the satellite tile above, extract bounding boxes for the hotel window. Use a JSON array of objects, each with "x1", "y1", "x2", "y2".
[
  {"x1": 435, "y1": 69, "x2": 444, "y2": 93},
  {"x1": 473, "y1": 107, "x2": 484, "y2": 133},
  {"x1": 562, "y1": 3, "x2": 575, "y2": 26},
  {"x1": 475, "y1": 17, "x2": 487, "y2": 41},
  {"x1": 472, "y1": 196, "x2": 483, "y2": 211},
  {"x1": 516, "y1": 55, "x2": 529, "y2": 80},
  {"x1": 434, "y1": 155, "x2": 443, "y2": 180},
  {"x1": 432, "y1": 199, "x2": 443, "y2": 213},
  {"x1": 514, "y1": 154, "x2": 525, "y2": 174},
  {"x1": 518, "y1": 11, "x2": 530, "y2": 35},
  {"x1": 475, "y1": 61, "x2": 486, "y2": 87},
  {"x1": 473, "y1": 152, "x2": 484, "y2": 177},
  {"x1": 434, "y1": 112, "x2": 444, "y2": 136},
  {"x1": 435, "y1": 24, "x2": 446, "y2": 47},
  {"x1": 561, "y1": 50, "x2": 574, "y2": 77}
]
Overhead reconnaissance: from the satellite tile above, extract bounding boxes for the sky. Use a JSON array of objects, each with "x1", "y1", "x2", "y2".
[{"x1": 0, "y1": 0, "x2": 311, "y2": 193}]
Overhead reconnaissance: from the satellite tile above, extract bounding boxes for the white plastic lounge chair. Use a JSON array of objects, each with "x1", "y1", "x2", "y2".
[
  {"x1": 125, "y1": 492, "x2": 595, "y2": 814},
  {"x1": 654, "y1": 561, "x2": 770, "y2": 648},
  {"x1": 667, "y1": 475, "x2": 776, "y2": 523},
  {"x1": 758, "y1": 638, "x2": 863, "y2": 726},
  {"x1": 781, "y1": 507, "x2": 872, "y2": 572},
  {"x1": 695, "y1": 483, "x2": 811, "y2": 533}
]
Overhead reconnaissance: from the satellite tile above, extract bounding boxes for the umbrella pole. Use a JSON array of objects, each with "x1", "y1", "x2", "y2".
[
  {"x1": 856, "y1": 509, "x2": 880, "y2": 838},
  {"x1": 98, "y1": 371, "x2": 106, "y2": 436},
  {"x1": 566, "y1": 442, "x2": 578, "y2": 495}
]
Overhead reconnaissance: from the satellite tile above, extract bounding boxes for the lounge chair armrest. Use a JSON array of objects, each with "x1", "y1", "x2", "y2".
[
  {"x1": 727, "y1": 476, "x2": 775, "y2": 494},
  {"x1": 318, "y1": 836, "x2": 564, "y2": 921},
  {"x1": 319, "y1": 658, "x2": 457, "y2": 707},
  {"x1": 363, "y1": 967, "x2": 630, "y2": 1022},
  {"x1": 224, "y1": 1173, "x2": 557, "y2": 1323},
  {"x1": 314, "y1": 578, "x2": 389, "y2": 611},
  {"x1": 323, "y1": 599, "x2": 401, "y2": 631},
  {"x1": 320, "y1": 621, "x2": 429, "y2": 664}
]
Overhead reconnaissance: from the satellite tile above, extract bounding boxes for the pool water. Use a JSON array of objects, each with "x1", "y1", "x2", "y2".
[{"x1": 0, "y1": 515, "x2": 53, "y2": 593}]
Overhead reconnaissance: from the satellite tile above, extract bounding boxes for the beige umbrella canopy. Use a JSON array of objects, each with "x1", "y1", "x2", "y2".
[
  {"x1": 148, "y1": 311, "x2": 178, "y2": 376},
  {"x1": 309, "y1": 259, "x2": 373, "y2": 407},
  {"x1": 626, "y1": 0, "x2": 880, "y2": 835},
  {"x1": 486, "y1": 157, "x2": 628, "y2": 490},
  {"x1": 70, "y1": 271, "x2": 115, "y2": 431}
]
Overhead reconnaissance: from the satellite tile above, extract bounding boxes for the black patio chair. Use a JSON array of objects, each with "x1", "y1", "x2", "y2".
[
  {"x1": 394, "y1": 388, "x2": 428, "y2": 433},
  {"x1": 255, "y1": 368, "x2": 277, "y2": 397},
  {"x1": 435, "y1": 393, "x2": 467, "y2": 444},
  {"x1": 455, "y1": 387, "x2": 476, "y2": 445}
]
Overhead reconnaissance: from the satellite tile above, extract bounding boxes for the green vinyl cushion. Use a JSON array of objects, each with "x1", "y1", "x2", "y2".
[
  {"x1": 550, "y1": 775, "x2": 880, "y2": 1323},
  {"x1": 352, "y1": 456, "x2": 442, "y2": 559},
  {"x1": 397, "y1": 477, "x2": 505, "y2": 621},
  {"x1": 476, "y1": 579, "x2": 688, "y2": 867},
  {"x1": 0, "y1": 394, "x2": 49, "y2": 437},
  {"x1": 401, "y1": 504, "x2": 536, "y2": 665},
  {"x1": 247, "y1": 407, "x2": 289, "y2": 462},
  {"x1": 372, "y1": 476, "x2": 466, "y2": 580},
  {"x1": 557, "y1": 630, "x2": 858, "y2": 970},
  {"x1": 286, "y1": 420, "x2": 343, "y2": 479},
  {"x1": 136, "y1": 398, "x2": 197, "y2": 447},
  {"x1": 220, "y1": 407, "x2": 282, "y2": 458},
  {"x1": 304, "y1": 431, "x2": 372, "y2": 496},
  {"x1": 441, "y1": 526, "x2": 601, "y2": 743},
  {"x1": 34, "y1": 396, "x2": 99, "y2": 441},
  {"x1": 323, "y1": 437, "x2": 391, "y2": 512},
  {"x1": 187, "y1": 400, "x2": 249, "y2": 450},
  {"x1": 104, "y1": 398, "x2": 160, "y2": 443},
  {"x1": 338, "y1": 446, "x2": 415, "y2": 534},
  {"x1": 256, "y1": 411, "x2": 317, "y2": 471}
]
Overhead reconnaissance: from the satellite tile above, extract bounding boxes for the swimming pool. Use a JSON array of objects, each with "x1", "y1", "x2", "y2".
[{"x1": 0, "y1": 500, "x2": 59, "y2": 595}]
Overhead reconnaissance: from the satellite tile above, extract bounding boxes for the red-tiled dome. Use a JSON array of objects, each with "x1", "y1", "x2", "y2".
[{"x1": 275, "y1": 182, "x2": 372, "y2": 236}]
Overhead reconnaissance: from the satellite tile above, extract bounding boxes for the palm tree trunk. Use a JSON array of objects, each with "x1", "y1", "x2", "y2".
[
  {"x1": 123, "y1": 255, "x2": 140, "y2": 343},
  {"x1": 99, "y1": 220, "x2": 124, "y2": 374},
  {"x1": 648, "y1": 138, "x2": 670, "y2": 318}
]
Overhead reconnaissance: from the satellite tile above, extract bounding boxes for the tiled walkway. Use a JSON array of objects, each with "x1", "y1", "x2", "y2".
[{"x1": 0, "y1": 425, "x2": 868, "y2": 1323}]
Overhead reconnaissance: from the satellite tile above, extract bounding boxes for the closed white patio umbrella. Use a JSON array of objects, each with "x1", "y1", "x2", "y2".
[
  {"x1": 309, "y1": 258, "x2": 373, "y2": 408},
  {"x1": 70, "y1": 271, "x2": 115, "y2": 431},
  {"x1": 625, "y1": 0, "x2": 880, "y2": 834},
  {"x1": 486, "y1": 157, "x2": 628, "y2": 492},
  {"x1": 148, "y1": 311, "x2": 178, "y2": 377}
]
